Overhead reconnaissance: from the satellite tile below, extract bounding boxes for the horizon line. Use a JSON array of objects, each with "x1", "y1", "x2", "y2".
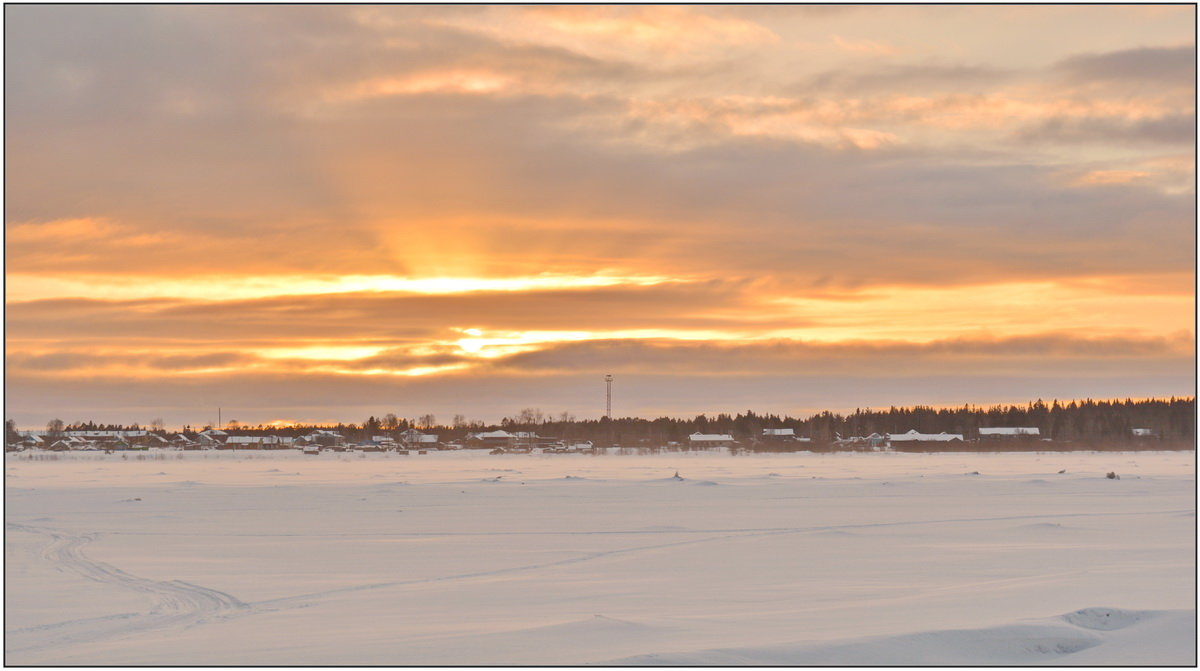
[{"x1": 18, "y1": 395, "x2": 1196, "y2": 433}]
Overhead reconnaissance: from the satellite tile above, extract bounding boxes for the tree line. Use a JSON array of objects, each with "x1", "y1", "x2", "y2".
[
  {"x1": 14, "y1": 397, "x2": 1194, "y2": 449},
  {"x1": 492, "y1": 398, "x2": 1195, "y2": 448}
]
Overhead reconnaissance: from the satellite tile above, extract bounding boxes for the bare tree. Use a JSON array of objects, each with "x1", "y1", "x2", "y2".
[
  {"x1": 516, "y1": 408, "x2": 544, "y2": 425},
  {"x1": 382, "y1": 413, "x2": 399, "y2": 431},
  {"x1": 418, "y1": 414, "x2": 436, "y2": 429},
  {"x1": 452, "y1": 414, "x2": 467, "y2": 429},
  {"x1": 46, "y1": 418, "x2": 64, "y2": 440},
  {"x1": 150, "y1": 418, "x2": 165, "y2": 433}
]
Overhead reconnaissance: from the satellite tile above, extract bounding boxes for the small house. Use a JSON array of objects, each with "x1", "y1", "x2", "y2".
[
  {"x1": 305, "y1": 430, "x2": 345, "y2": 448},
  {"x1": 978, "y1": 427, "x2": 1040, "y2": 440},
  {"x1": 399, "y1": 429, "x2": 439, "y2": 448},
  {"x1": 466, "y1": 430, "x2": 516, "y2": 449},
  {"x1": 833, "y1": 433, "x2": 887, "y2": 450},
  {"x1": 887, "y1": 430, "x2": 964, "y2": 444},
  {"x1": 688, "y1": 432, "x2": 735, "y2": 448}
]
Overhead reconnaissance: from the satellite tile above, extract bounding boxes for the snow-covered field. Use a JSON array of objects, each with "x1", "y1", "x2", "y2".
[{"x1": 5, "y1": 449, "x2": 1195, "y2": 665}]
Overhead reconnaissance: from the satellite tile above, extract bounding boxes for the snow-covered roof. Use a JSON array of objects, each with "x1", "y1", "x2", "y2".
[
  {"x1": 400, "y1": 431, "x2": 439, "y2": 442},
  {"x1": 472, "y1": 430, "x2": 513, "y2": 439},
  {"x1": 689, "y1": 433, "x2": 734, "y2": 441},
  {"x1": 763, "y1": 428, "x2": 795, "y2": 436},
  {"x1": 888, "y1": 430, "x2": 964, "y2": 442},
  {"x1": 225, "y1": 435, "x2": 291, "y2": 444},
  {"x1": 226, "y1": 436, "x2": 267, "y2": 444},
  {"x1": 26, "y1": 429, "x2": 150, "y2": 441},
  {"x1": 979, "y1": 427, "x2": 1040, "y2": 436}
]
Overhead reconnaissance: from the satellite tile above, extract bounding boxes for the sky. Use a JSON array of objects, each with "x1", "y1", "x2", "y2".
[{"x1": 5, "y1": 5, "x2": 1196, "y2": 429}]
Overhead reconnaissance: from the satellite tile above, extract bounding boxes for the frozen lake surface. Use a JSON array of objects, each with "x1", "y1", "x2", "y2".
[{"x1": 5, "y1": 449, "x2": 1195, "y2": 665}]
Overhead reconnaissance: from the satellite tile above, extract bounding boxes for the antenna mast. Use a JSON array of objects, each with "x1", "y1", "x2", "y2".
[{"x1": 605, "y1": 374, "x2": 613, "y2": 419}]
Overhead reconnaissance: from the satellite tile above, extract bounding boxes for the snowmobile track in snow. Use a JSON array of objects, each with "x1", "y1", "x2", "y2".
[{"x1": 5, "y1": 523, "x2": 248, "y2": 656}]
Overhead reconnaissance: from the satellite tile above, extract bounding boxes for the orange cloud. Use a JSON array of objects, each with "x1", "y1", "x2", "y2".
[
  {"x1": 6, "y1": 274, "x2": 1192, "y2": 388},
  {"x1": 5, "y1": 271, "x2": 677, "y2": 302},
  {"x1": 6, "y1": 217, "x2": 144, "y2": 243},
  {"x1": 430, "y1": 6, "x2": 779, "y2": 64},
  {"x1": 619, "y1": 97, "x2": 900, "y2": 150},
  {"x1": 332, "y1": 69, "x2": 518, "y2": 102},
  {"x1": 1071, "y1": 169, "x2": 1152, "y2": 186},
  {"x1": 831, "y1": 35, "x2": 899, "y2": 55},
  {"x1": 607, "y1": 89, "x2": 1180, "y2": 153}
]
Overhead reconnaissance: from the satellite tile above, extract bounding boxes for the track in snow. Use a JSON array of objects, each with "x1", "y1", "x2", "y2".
[
  {"x1": 5, "y1": 523, "x2": 248, "y2": 657},
  {"x1": 247, "y1": 508, "x2": 1176, "y2": 611},
  {"x1": 8, "y1": 506, "x2": 1192, "y2": 658}
]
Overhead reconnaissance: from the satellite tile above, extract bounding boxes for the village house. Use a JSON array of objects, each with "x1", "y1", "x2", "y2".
[
  {"x1": 47, "y1": 436, "x2": 90, "y2": 451},
  {"x1": 887, "y1": 430, "x2": 964, "y2": 444},
  {"x1": 759, "y1": 428, "x2": 812, "y2": 444},
  {"x1": 357, "y1": 438, "x2": 386, "y2": 452},
  {"x1": 534, "y1": 435, "x2": 564, "y2": 449},
  {"x1": 223, "y1": 435, "x2": 293, "y2": 449},
  {"x1": 64, "y1": 429, "x2": 147, "y2": 439},
  {"x1": 169, "y1": 433, "x2": 201, "y2": 449},
  {"x1": 688, "y1": 432, "x2": 736, "y2": 448},
  {"x1": 197, "y1": 429, "x2": 228, "y2": 448},
  {"x1": 978, "y1": 427, "x2": 1041, "y2": 440},
  {"x1": 834, "y1": 432, "x2": 888, "y2": 450},
  {"x1": 139, "y1": 433, "x2": 171, "y2": 448},
  {"x1": 465, "y1": 430, "x2": 516, "y2": 449},
  {"x1": 17, "y1": 433, "x2": 44, "y2": 450},
  {"x1": 399, "y1": 429, "x2": 439, "y2": 448},
  {"x1": 305, "y1": 430, "x2": 345, "y2": 448},
  {"x1": 509, "y1": 431, "x2": 542, "y2": 451}
]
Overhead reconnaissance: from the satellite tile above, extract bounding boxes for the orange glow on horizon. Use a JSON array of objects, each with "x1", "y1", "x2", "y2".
[{"x1": 5, "y1": 272, "x2": 681, "y2": 303}]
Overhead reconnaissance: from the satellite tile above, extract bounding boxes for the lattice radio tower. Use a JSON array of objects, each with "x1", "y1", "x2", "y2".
[{"x1": 605, "y1": 374, "x2": 613, "y2": 419}]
